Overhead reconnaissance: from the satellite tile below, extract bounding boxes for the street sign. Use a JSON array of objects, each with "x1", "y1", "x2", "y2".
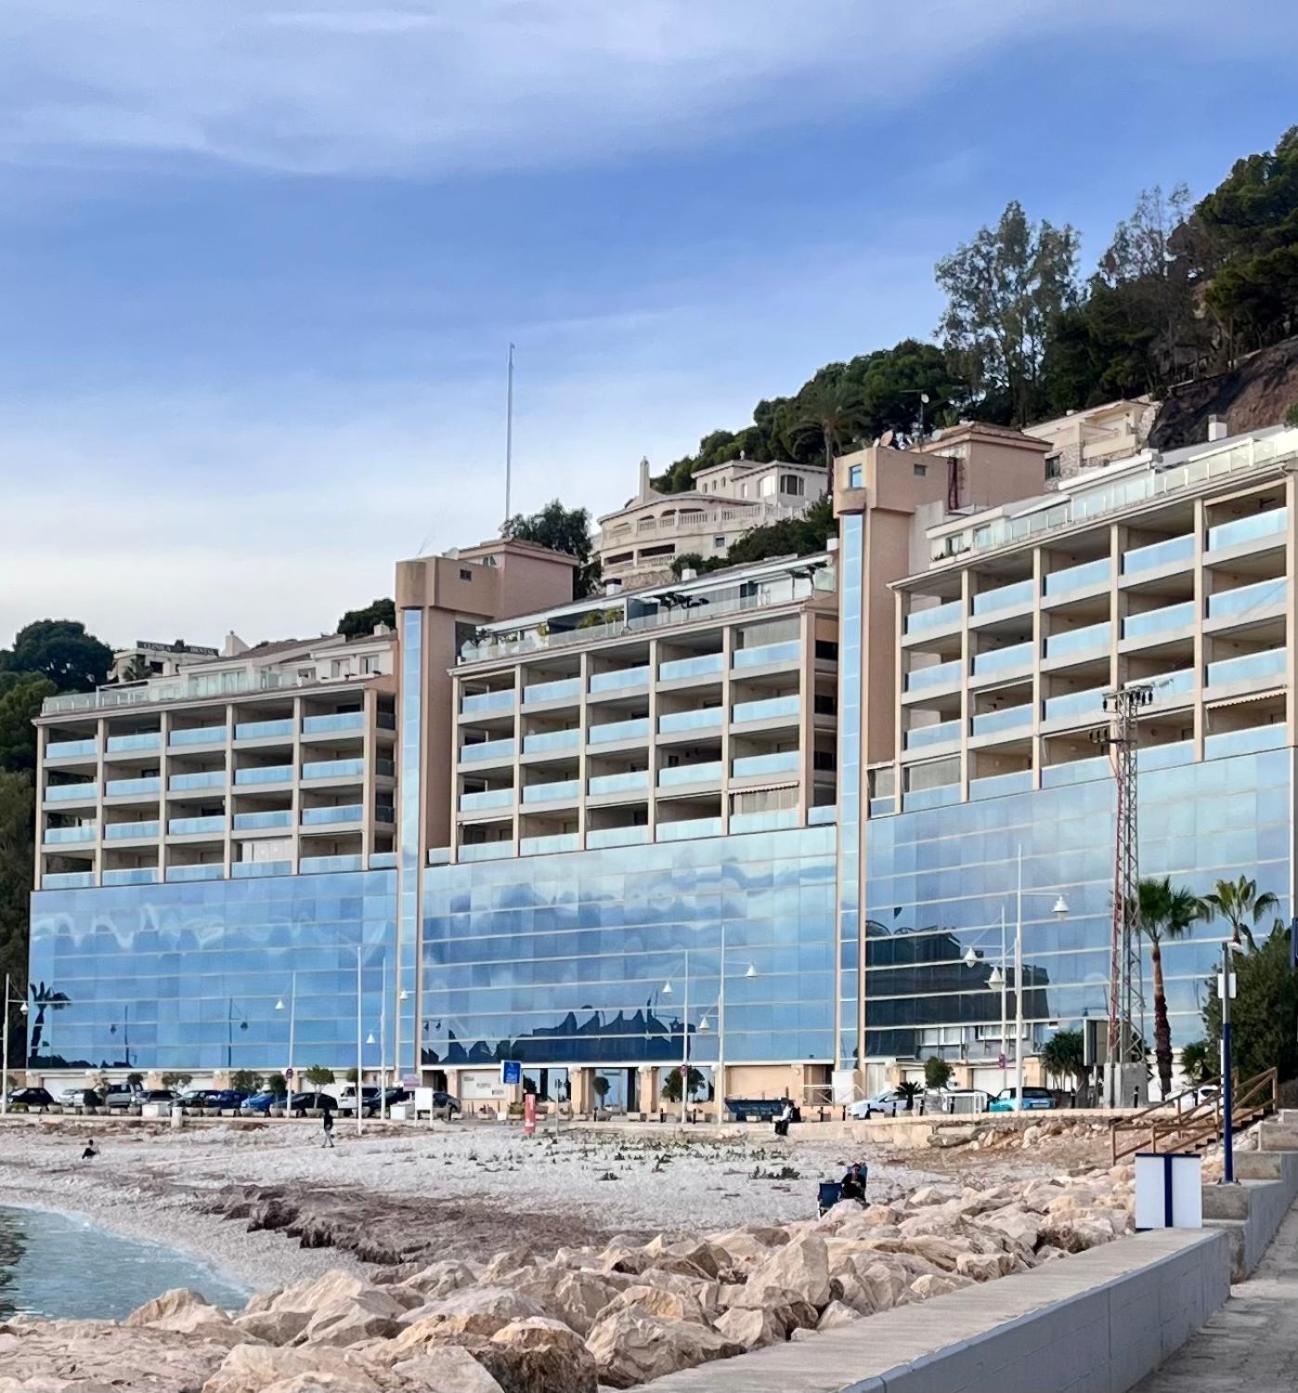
[{"x1": 501, "y1": 1060, "x2": 522, "y2": 1086}]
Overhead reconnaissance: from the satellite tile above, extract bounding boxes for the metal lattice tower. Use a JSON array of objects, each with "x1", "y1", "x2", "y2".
[{"x1": 1092, "y1": 685, "x2": 1153, "y2": 1077}]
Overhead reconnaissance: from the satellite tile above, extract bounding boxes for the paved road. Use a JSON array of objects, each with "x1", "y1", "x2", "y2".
[{"x1": 1134, "y1": 1203, "x2": 1298, "y2": 1391}]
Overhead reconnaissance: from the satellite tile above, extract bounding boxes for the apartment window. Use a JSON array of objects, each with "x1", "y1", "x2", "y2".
[
  {"x1": 331, "y1": 659, "x2": 352, "y2": 677},
  {"x1": 741, "y1": 483, "x2": 750, "y2": 498},
  {"x1": 713, "y1": 536, "x2": 726, "y2": 549},
  {"x1": 1045, "y1": 454, "x2": 1062, "y2": 481},
  {"x1": 780, "y1": 473, "x2": 805, "y2": 497},
  {"x1": 913, "y1": 462, "x2": 928, "y2": 477},
  {"x1": 459, "y1": 568, "x2": 473, "y2": 581},
  {"x1": 760, "y1": 476, "x2": 776, "y2": 497},
  {"x1": 297, "y1": 668, "x2": 314, "y2": 681},
  {"x1": 360, "y1": 655, "x2": 381, "y2": 674}
]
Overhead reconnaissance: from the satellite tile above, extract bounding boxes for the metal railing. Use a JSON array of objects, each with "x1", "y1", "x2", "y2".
[
  {"x1": 1110, "y1": 1066, "x2": 1277, "y2": 1162},
  {"x1": 43, "y1": 668, "x2": 382, "y2": 716}
]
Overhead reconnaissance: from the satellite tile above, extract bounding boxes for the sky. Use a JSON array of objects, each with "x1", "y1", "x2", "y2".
[{"x1": 1, "y1": 1, "x2": 1297, "y2": 650}]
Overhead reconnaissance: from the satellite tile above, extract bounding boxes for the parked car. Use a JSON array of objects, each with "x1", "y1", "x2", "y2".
[
  {"x1": 136, "y1": 1088, "x2": 179, "y2": 1107},
  {"x1": 382, "y1": 1086, "x2": 411, "y2": 1109},
  {"x1": 240, "y1": 1091, "x2": 287, "y2": 1114},
  {"x1": 7, "y1": 1087, "x2": 55, "y2": 1111},
  {"x1": 103, "y1": 1086, "x2": 140, "y2": 1109},
  {"x1": 430, "y1": 1090, "x2": 461, "y2": 1115},
  {"x1": 335, "y1": 1085, "x2": 382, "y2": 1116},
  {"x1": 289, "y1": 1091, "x2": 338, "y2": 1116},
  {"x1": 57, "y1": 1086, "x2": 85, "y2": 1107},
  {"x1": 846, "y1": 1089, "x2": 907, "y2": 1120},
  {"x1": 988, "y1": 1086, "x2": 1056, "y2": 1113}
]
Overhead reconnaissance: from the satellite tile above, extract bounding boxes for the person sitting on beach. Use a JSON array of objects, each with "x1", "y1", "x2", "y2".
[
  {"x1": 81, "y1": 1138, "x2": 98, "y2": 1161},
  {"x1": 839, "y1": 1162, "x2": 866, "y2": 1203}
]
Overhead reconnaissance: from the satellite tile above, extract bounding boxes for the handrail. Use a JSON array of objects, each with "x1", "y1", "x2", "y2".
[{"x1": 1110, "y1": 1066, "x2": 1278, "y2": 1163}]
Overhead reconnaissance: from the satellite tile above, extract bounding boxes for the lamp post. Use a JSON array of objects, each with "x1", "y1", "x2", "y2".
[
  {"x1": 1, "y1": 977, "x2": 31, "y2": 1116},
  {"x1": 1221, "y1": 939, "x2": 1243, "y2": 1185},
  {"x1": 660, "y1": 952, "x2": 691, "y2": 1125},
  {"x1": 355, "y1": 946, "x2": 364, "y2": 1137},
  {"x1": 697, "y1": 927, "x2": 757, "y2": 1123},
  {"x1": 275, "y1": 972, "x2": 297, "y2": 1096}
]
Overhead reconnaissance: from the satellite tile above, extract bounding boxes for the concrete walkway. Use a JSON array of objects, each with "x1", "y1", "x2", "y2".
[{"x1": 1134, "y1": 1202, "x2": 1298, "y2": 1391}]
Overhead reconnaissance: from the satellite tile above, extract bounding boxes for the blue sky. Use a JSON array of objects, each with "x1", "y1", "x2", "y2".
[{"x1": 2, "y1": 1, "x2": 1296, "y2": 647}]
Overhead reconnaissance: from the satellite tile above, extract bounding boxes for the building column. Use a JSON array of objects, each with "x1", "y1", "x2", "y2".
[{"x1": 637, "y1": 1065, "x2": 660, "y2": 1115}]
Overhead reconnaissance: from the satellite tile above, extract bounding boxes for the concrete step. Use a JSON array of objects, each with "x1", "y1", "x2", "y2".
[
  {"x1": 1257, "y1": 1125, "x2": 1298, "y2": 1152},
  {"x1": 1235, "y1": 1151, "x2": 1285, "y2": 1180},
  {"x1": 1278, "y1": 1108, "x2": 1298, "y2": 1126},
  {"x1": 1202, "y1": 1182, "x2": 1261, "y2": 1220}
]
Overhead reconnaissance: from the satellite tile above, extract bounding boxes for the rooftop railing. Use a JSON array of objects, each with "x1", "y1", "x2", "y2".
[{"x1": 43, "y1": 667, "x2": 381, "y2": 716}]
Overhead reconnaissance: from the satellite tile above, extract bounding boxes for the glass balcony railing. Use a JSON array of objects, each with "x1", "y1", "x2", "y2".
[
  {"x1": 46, "y1": 739, "x2": 98, "y2": 760},
  {"x1": 522, "y1": 728, "x2": 580, "y2": 755},
  {"x1": 1122, "y1": 534, "x2": 1194, "y2": 575},
  {"x1": 732, "y1": 695, "x2": 800, "y2": 725},
  {"x1": 167, "y1": 815, "x2": 223, "y2": 836},
  {"x1": 459, "y1": 689, "x2": 515, "y2": 719},
  {"x1": 519, "y1": 832, "x2": 580, "y2": 857},
  {"x1": 232, "y1": 860, "x2": 291, "y2": 879},
  {"x1": 42, "y1": 871, "x2": 95, "y2": 889},
  {"x1": 1044, "y1": 557, "x2": 1111, "y2": 597},
  {"x1": 904, "y1": 658, "x2": 962, "y2": 692},
  {"x1": 729, "y1": 808, "x2": 799, "y2": 833},
  {"x1": 458, "y1": 841, "x2": 514, "y2": 862},
  {"x1": 659, "y1": 708, "x2": 723, "y2": 734},
  {"x1": 588, "y1": 770, "x2": 649, "y2": 797},
  {"x1": 588, "y1": 718, "x2": 649, "y2": 745},
  {"x1": 1122, "y1": 602, "x2": 1195, "y2": 641},
  {"x1": 458, "y1": 788, "x2": 514, "y2": 812},
  {"x1": 903, "y1": 719, "x2": 960, "y2": 751},
  {"x1": 169, "y1": 770, "x2": 226, "y2": 792},
  {"x1": 972, "y1": 579, "x2": 1034, "y2": 617},
  {"x1": 1207, "y1": 506, "x2": 1287, "y2": 551},
  {"x1": 234, "y1": 718, "x2": 293, "y2": 741},
  {"x1": 45, "y1": 782, "x2": 97, "y2": 803},
  {"x1": 808, "y1": 804, "x2": 837, "y2": 825},
  {"x1": 901, "y1": 783, "x2": 960, "y2": 812},
  {"x1": 233, "y1": 810, "x2": 292, "y2": 831},
  {"x1": 1045, "y1": 622, "x2": 1110, "y2": 661},
  {"x1": 1043, "y1": 687, "x2": 1107, "y2": 722},
  {"x1": 105, "y1": 732, "x2": 161, "y2": 754},
  {"x1": 904, "y1": 599, "x2": 962, "y2": 635},
  {"x1": 659, "y1": 653, "x2": 724, "y2": 683},
  {"x1": 587, "y1": 825, "x2": 650, "y2": 849},
  {"x1": 732, "y1": 750, "x2": 800, "y2": 779},
  {"x1": 302, "y1": 711, "x2": 366, "y2": 735},
  {"x1": 1143, "y1": 668, "x2": 1195, "y2": 701},
  {"x1": 969, "y1": 770, "x2": 1032, "y2": 801},
  {"x1": 44, "y1": 824, "x2": 96, "y2": 844},
  {"x1": 589, "y1": 666, "x2": 650, "y2": 695},
  {"x1": 658, "y1": 760, "x2": 723, "y2": 788},
  {"x1": 522, "y1": 677, "x2": 581, "y2": 706},
  {"x1": 733, "y1": 640, "x2": 800, "y2": 670},
  {"x1": 234, "y1": 765, "x2": 293, "y2": 786},
  {"x1": 369, "y1": 851, "x2": 397, "y2": 868},
  {"x1": 301, "y1": 803, "x2": 364, "y2": 825},
  {"x1": 105, "y1": 776, "x2": 161, "y2": 797},
  {"x1": 1206, "y1": 648, "x2": 1286, "y2": 688},
  {"x1": 105, "y1": 820, "x2": 159, "y2": 841},
  {"x1": 522, "y1": 779, "x2": 580, "y2": 805},
  {"x1": 971, "y1": 705, "x2": 1032, "y2": 737},
  {"x1": 1205, "y1": 725, "x2": 1287, "y2": 759},
  {"x1": 302, "y1": 758, "x2": 365, "y2": 781},
  {"x1": 300, "y1": 853, "x2": 364, "y2": 874},
  {"x1": 657, "y1": 817, "x2": 723, "y2": 843},
  {"x1": 103, "y1": 868, "x2": 158, "y2": 886},
  {"x1": 376, "y1": 804, "x2": 395, "y2": 823},
  {"x1": 166, "y1": 864, "x2": 223, "y2": 882},
  {"x1": 973, "y1": 642, "x2": 1034, "y2": 676},
  {"x1": 1207, "y1": 577, "x2": 1287, "y2": 621},
  {"x1": 460, "y1": 738, "x2": 516, "y2": 764},
  {"x1": 168, "y1": 726, "x2": 227, "y2": 748}
]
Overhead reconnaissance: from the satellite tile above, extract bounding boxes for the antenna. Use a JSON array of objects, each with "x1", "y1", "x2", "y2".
[{"x1": 504, "y1": 343, "x2": 515, "y2": 526}]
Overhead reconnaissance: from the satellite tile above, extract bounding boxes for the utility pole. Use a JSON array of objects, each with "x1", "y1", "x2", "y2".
[
  {"x1": 1221, "y1": 941, "x2": 1235, "y2": 1184},
  {"x1": 504, "y1": 343, "x2": 515, "y2": 524}
]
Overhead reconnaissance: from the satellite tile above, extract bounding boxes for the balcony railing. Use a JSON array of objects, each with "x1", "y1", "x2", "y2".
[
  {"x1": 729, "y1": 807, "x2": 799, "y2": 833},
  {"x1": 904, "y1": 599, "x2": 962, "y2": 635},
  {"x1": 1122, "y1": 602, "x2": 1195, "y2": 640},
  {"x1": 169, "y1": 726, "x2": 227, "y2": 748},
  {"x1": 43, "y1": 666, "x2": 384, "y2": 716},
  {"x1": 969, "y1": 770, "x2": 1032, "y2": 801},
  {"x1": 459, "y1": 841, "x2": 515, "y2": 862},
  {"x1": 166, "y1": 864, "x2": 223, "y2": 882},
  {"x1": 167, "y1": 815, "x2": 224, "y2": 836},
  {"x1": 971, "y1": 706, "x2": 1032, "y2": 737},
  {"x1": 732, "y1": 750, "x2": 800, "y2": 779},
  {"x1": 659, "y1": 653, "x2": 724, "y2": 682},
  {"x1": 103, "y1": 868, "x2": 158, "y2": 886},
  {"x1": 522, "y1": 677, "x2": 581, "y2": 705},
  {"x1": 659, "y1": 708, "x2": 723, "y2": 734},
  {"x1": 300, "y1": 853, "x2": 364, "y2": 874},
  {"x1": 973, "y1": 642, "x2": 1034, "y2": 676},
  {"x1": 1122, "y1": 534, "x2": 1194, "y2": 575},
  {"x1": 170, "y1": 770, "x2": 226, "y2": 792},
  {"x1": 905, "y1": 658, "x2": 963, "y2": 692},
  {"x1": 302, "y1": 758, "x2": 365, "y2": 781},
  {"x1": 45, "y1": 782, "x2": 97, "y2": 803},
  {"x1": 1044, "y1": 557, "x2": 1111, "y2": 598},
  {"x1": 459, "y1": 738, "x2": 516, "y2": 764},
  {"x1": 1207, "y1": 577, "x2": 1287, "y2": 621},
  {"x1": 588, "y1": 770, "x2": 649, "y2": 797},
  {"x1": 233, "y1": 860, "x2": 292, "y2": 879},
  {"x1": 301, "y1": 803, "x2": 364, "y2": 825},
  {"x1": 459, "y1": 788, "x2": 514, "y2": 812},
  {"x1": 105, "y1": 732, "x2": 161, "y2": 754},
  {"x1": 460, "y1": 689, "x2": 516, "y2": 718},
  {"x1": 1206, "y1": 648, "x2": 1286, "y2": 688},
  {"x1": 234, "y1": 718, "x2": 293, "y2": 741},
  {"x1": 105, "y1": 776, "x2": 161, "y2": 797},
  {"x1": 522, "y1": 779, "x2": 580, "y2": 805},
  {"x1": 522, "y1": 728, "x2": 580, "y2": 755},
  {"x1": 44, "y1": 824, "x2": 96, "y2": 844},
  {"x1": 588, "y1": 718, "x2": 649, "y2": 745},
  {"x1": 589, "y1": 665, "x2": 650, "y2": 695},
  {"x1": 1043, "y1": 687, "x2": 1107, "y2": 722},
  {"x1": 105, "y1": 820, "x2": 159, "y2": 840},
  {"x1": 520, "y1": 832, "x2": 580, "y2": 857},
  {"x1": 657, "y1": 816, "x2": 722, "y2": 842},
  {"x1": 233, "y1": 810, "x2": 293, "y2": 831},
  {"x1": 1044, "y1": 622, "x2": 1110, "y2": 661},
  {"x1": 42, "y1": 871, "x2": 95, "y2": 889},
  {"x1": 1207, "y1": 505, "x2": 1287, "y2": 551},
  {"x1": 903, "y1": 719, "x2": 960, "y2": 751},
  {"x1": 45, "y1": 739, "x2": 98, "y2": 760},
  {"x1": 234, "y1": 765, "x2": 293, "y2": 786},
  {"x1": 972, "y1": 579, "x2": 1034, "y2": 617},
  {"x1": 732, "y1": 695, "x2": 799, "y2": 724},
  {"x1": 732, "y1": 639, "x2": 800, "y2": 670},
  {"x1": 658, "y1": 760, "x2": 723, "y2": 788},
  {"x1": 587, "y1": 825, "x2": 650, "y2": 849},
  {"x1": 303, "y1": 711, "x2": 366, "y2": 735}
]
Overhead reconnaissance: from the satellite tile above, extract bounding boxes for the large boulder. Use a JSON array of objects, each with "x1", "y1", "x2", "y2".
[
  {"x1": 488, "y1": 1318, "x2": 597, "y2": 1393},
  {"x1": 584, "y1": 1309, "x2": 743, "y2": 1390},
  {"x1": 481, "y1": 1247, "x2": 535, "y2": 1285},
  {"x1": 512, "y1": 1269, "x2": 622, "y2": 1338},
  {"x1": 641, "y1": 1236, "x2": 728, "y2": 1280},
  {"x1": 955, "y1": 1252, "x2": 1004, "y2": 1282},
  {"x1": 241, "y1": 1273, "x2": 387, "y2": 1346},
  {"x1": 815, "y1": 1300, "x2": 860, "y2": 1332},
  {"x1": 0, "y1": 1319, "x2": 230, "y2": 1392},
  {"x1": 594, "y1": 1283, "x2": 710, "y2": 1327},
  {"x1": 389, "y1": 1348, "x2": 504, "y2": 1393},
  {"x1": 732, "y1": 1232, "x2": 832, "y2": 1310},
  {"x1": 295, "y1": 1286, "x2": 405, "y2": 1348},
  {"x1": 909, "y1": 1273, "x2": 969, "y2": 1301},
  {"x1": 711, "y1": 1306, "x2": 788, "y2": 1351},
  {"x1": 125, "y1": 1288, "x2": 244, "y2": 1345},
  {"x1": 395, "y1": 1262, "x2": 480, "y2": 1303},
  {"x1": 202, "y1": 1344, "x2": 395, "y2": 1393},
  {"x1": 973, "y1": 1205, "x2": 1040, "y2": 1251},
  {"x1": 391, "y1": 1289, "x2": 548, "y2": 1351}
]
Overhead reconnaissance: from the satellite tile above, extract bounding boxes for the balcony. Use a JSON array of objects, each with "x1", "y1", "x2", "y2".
[
  {"x1": 522, "y1": 779, "x2": 580, "y2": 805},
  {"x1": 45, "y1": 781, "x2": 97, "y2": 803},
  {"x1": 105, "y1": 732, "x2": 161, "y2": 754},
  {"x1": 1122, "y1": 534, "x2": 1194, "y2": 575},
  {"x1": 659, "y1": 708, "x2": 723, "y2": 735},
  {"x1": 105, "y1": 776, "x2": 161, "y2": 797},
  {"x1": 659, "y1": 654, "x2": 724, "y2": 682},
  {"x1": 732, "y1": 695, "x2": 799, "y2": 725},
  {"x1": 522, "y1": 676, "x2": 581, "y2": 706},
  {"x1": 1206, "y1": 648, "x2": 1286, "y2": 688},
  {"x1": 903, "y1": 718, "x2": 961, "y2": 752},
  {"x1": 458, "y1": 841, "x2": 515, "y2": 863},
  {"x1": 233, "y1": 810, "x2": 293, "y2": 831},
  {"x1": 300, "y1": 853, "x2": 364, "y2": 874},
  {"x1": 588, "y1": 770, "x2": 649, "y2": 797},
  {"x1": 232, "y1": 860, "x2": 291, "y2": 879},
  {"x1": 46, "y1": 739, "x2": 98, "y2": 761},
  {"x1": 520, "y1": 832, "x2": 580, "y2": 857},
  {"x1": 1207, "y1": 506, "x2": 1287, "y2": 552},
  {"x1": 658, "y1": 760, "x2": 723, "y2": 789},
  {"x1": 1043, "y1": 687, "x2": 1107, "y2": 723},
  {"x1": 904, "y1": 658, "x2": 962, "y2": 693},
  {"x1": 971, "y1": 706, "x2": 1032, "y2": 738},
  {"x1": 731, "y1": 750, "x2": 800, "y2": 779},
  {"x1": 303, "y1": 711, "x2": 366, "y2": 735},
  {"x1": 105, "y1": 820, "x2": 160, "y2": 841},
  {"x1": 167, "y1": 815, "x2": 224, "y2": 836},
  {"x1": 103, "y1": 868, "x2": 158, "y2": 886},
  {"x1": 42, "y1": 871, "x2": 95, "y2": 890},
  {"x1": 301, "y1": 804, "x2": 365, "y2": 826},
  {"x1": 44, "y1": 824, "x2": 96, "y2": 845},
  {"x1": 969, "y1": 770, "x2": 1032, "y2": 801},
  {"x1": 169, "y1": 726, "x2": 227, "y2": 749},
  {"x1": 1044, "y1": 557, "x2": 1111, "y2": 599},
  {"x1": 657, "y1": 817, "x2": 722, "y2": 842},
  {"x1": 460, "y1": 738, "x2": 516, "y2": 765},
  {"x1": 522, "y1": 728, "x2": 581, "y2": 755},
  {"x1": 459, "y1": 788, "x2": 514, "y2": 813},
  {"x1": 1044, "y1": 622, "x2": 1110, "y2": 662},
  {"x1": 733, "y1": 640, "x2": 800, "y2": 671},
  {"x1": 170, "y1": 770, "x2": 226, "y2": 792},
  {"x1": 904, "y1": 599, "x2": 962, "y2": 637},
  {"x1": 234, "y1": 718, "x2": 293, "y2": 742},
  {"x1": 973, "y1": 642, "x2": 1034, "y2": 678},
  {"x1": 589, "y1": 666, "x2": 650, "y2": 695},
  {"x1": 1144, "y1": 668, "x2": 1195, "y2": 702},
  {"x1": 234, "y1": 765, "x2": 293, "y2": 786},
  {"x1": 729, "y1": 807, "x2": 799, "y2": 833},
  {"x1": 1207, "y1": 577, "x2": 1287, "y2": 622},
  {"x1": 302, "y1": 758, "x2": 365, "y2": 781},
  {"x1": 1122, "y1": 603, "x2": 1195, "y2": 641},
  {"x1": 166, "y1": 864, "x2": 224, "y2": 882},
  {"x1": 588, "y1": 718, "x2": 649, "y2": 746},
  {"x1": 587, "y1": 825, "x2": 650, "y2": 849},
  {"x1": 459, "y1": 689, "x2": 515, "y2": 719},
  {"x1": 972, "y1": 579, "x2": 1034, "y2": 618}
]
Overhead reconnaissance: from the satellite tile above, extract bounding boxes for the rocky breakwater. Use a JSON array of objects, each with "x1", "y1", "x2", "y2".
[{"x1": 0, "y1": 1166, "x2": 1135, "y2": 1391}]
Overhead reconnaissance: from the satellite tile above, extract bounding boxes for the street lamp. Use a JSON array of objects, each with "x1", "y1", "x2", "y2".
[
  {"x1": 695, "y1": 929, "x2": 757, "y2": 1121},
  {"x1": 1, "y1": 977, "x2": 31, "y2": 1116},
  {"x1": 275, "y1": 971, "x2": 297, "y2": 1096},
  {"x1": 1003, "y1": 846, "x2": 1069, "y2": 1111}
]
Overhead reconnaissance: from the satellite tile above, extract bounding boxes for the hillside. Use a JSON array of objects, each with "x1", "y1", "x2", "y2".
[{"x1": 1150, "y1": 336, "x2": 1298, "y2": 450}]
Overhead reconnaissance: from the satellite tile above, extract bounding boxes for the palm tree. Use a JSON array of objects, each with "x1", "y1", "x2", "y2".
[
  {"x1": 794, "y1": 380, "x2": 870, "y2": 491},
  {"x1": 1136, "y1": 877, "x2": 1204, "y2": 1099},
  {"x1": 1200, "y1": 875, "x2": 1278, "y2": 950}
]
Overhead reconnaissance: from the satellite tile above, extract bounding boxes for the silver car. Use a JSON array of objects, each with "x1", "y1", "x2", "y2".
[{"x1": 846, "y1": 1089, "x2": 906, "y2": 1119}]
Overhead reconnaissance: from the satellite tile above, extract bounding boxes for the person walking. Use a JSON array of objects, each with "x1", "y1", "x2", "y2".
[{"x1": 321, "y1": 1108, "x2": 335, "y2": 1149}]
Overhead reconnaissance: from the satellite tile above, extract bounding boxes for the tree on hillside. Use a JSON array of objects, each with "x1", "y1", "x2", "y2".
[
  {"x1": 0, "y1": 620, "x2": 112, "y2": 694},
  {"x1": 502, "y1": 500, "x2": 599, "y2": 598},
  {"x1": 337, "y1": 598, "x2": 395, "y2": 639},
  {"x1": 936, "y1": 200, "x2": 1080, "y2": 426},
  {"x1": 792, "y1": 378, "x2": 870, "y2": 489},
  {"x1": 0, "y1": 771, "x2": 32, "y2": 1066},
  {"x1": 1136, "y1": 876, "x2": 1204, "y2": 1099},
  {"x1": 0, "y1": 674, "x2": 56, "y2": 775},
  {"x1": 1203, "y1": 921, "x2": 1298, "y2": 1083},
  {"x1": 1200, "y1": 875, "x2": 1279, "y2": 951}
]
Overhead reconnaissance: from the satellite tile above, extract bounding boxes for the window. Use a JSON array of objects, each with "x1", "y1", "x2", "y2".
[
  {"x1": 913, "y1": 462, "x2": 928, "y2": 477},
  {"x1": 459, "y1": 568, "x2": 473, "y2": 581},
  {"x1": 714, "y1": 536, "x2": 726, "y2": 549},
  {"x1": 780, "y1": 473, "x2": 805, "y2": 497},
  {"x1": 760, "y1": 476, "x2": 776, "y2": 497},
  {"x1": 297, "y1": 668, "x2": 314, "y2": 681},
  {"x1": 361, "y1": 655, "x2": 381, "y2": 674},
  {"x1": 1045, "y1": 455, "x2": 1062, "y2": 481},
  {"x1": 741, "y1": 483, "x2": 750, "y2": 498}
]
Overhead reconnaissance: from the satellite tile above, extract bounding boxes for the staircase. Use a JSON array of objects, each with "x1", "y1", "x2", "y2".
[{"x1": 1110, "y1": 1068, "x2": 1277, "y2": 1163}]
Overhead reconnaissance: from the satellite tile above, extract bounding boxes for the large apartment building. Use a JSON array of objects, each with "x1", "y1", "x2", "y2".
[{"x1": 25, "y1": 422, "x2": 1297, "y2": 1110}]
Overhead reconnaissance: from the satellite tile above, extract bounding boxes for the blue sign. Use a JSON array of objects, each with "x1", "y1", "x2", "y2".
[{"x1": 501, "y1": 1060, "x2": 522, "y2": 1086}]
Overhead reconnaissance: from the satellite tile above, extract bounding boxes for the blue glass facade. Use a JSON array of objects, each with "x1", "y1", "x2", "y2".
[
  {"x1": 836, "y1": 514, "x2": 864, "y2": 1070},
  {"x1": 28, "y1": 870, "x2": 396, "y2": 1072},
  {"x1": 420, "y1": 826, "x2": 836, "y2": 1068},
  {"x1": 395, "y1": 607, "x2": 423, "y2": 1076},
  {"x1": 855, "y1": 744, "x2": 1292, "y2": 1062}
]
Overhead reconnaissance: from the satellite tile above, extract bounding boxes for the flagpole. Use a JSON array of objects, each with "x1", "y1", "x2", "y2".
[{"x1": 505, "y1": 343, "x2": 515, "y2": 522}]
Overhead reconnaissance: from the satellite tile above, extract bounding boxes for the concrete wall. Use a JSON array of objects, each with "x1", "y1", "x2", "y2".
[
  {"x1": 650, "y1": 1229, "x2": 1230, "y2": 1393},
  {"x1": 1210, "y1": 1142, "x2": 1298, "y2": 1279}
]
